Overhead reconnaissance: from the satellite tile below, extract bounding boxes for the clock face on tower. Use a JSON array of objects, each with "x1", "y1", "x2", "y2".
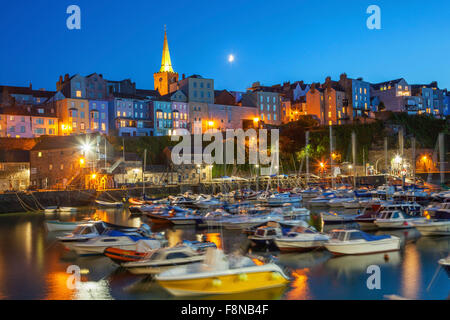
[{"x1": 159, "y1": 78, "x2": 163, "y2": 82}]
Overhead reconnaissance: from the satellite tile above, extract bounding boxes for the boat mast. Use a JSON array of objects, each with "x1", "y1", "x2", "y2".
[
  {"x1": 352, "y1": 131, "x2": 356, "y2": 189},
  {"x1": 329, "y1": 125, "x2": 334, "y2": 190},
  {"x1": 143, "y1": 149, "x2": 147, "y2": 197},
  {"x1": 306, "y1": 131, "x2": 310, "y2": 188}
]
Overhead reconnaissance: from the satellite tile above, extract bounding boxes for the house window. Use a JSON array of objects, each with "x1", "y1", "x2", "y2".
[
  {"x1": 76, "y1": 90, "x2": 82, "y2": 98},
  {"x1": 38, "y1": 152, "x2": 42, "y2": 157}
]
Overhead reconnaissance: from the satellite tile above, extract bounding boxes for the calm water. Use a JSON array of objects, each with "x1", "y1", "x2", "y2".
[{"x1": 0, "y1": 207, "x2": 449, "y2": 300}]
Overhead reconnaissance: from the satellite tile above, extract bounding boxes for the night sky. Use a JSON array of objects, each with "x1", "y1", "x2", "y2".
[{"x1": 1, "y1": 0, "x2": 450, "y2": 92}]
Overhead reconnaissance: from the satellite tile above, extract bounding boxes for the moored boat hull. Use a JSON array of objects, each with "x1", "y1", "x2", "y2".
[
  {"x1": 157, "y1": 268, "x2": 289, "y2": 297},
  {"x1": 325, "y1": 238, "x2": 401, "y2": 255}
]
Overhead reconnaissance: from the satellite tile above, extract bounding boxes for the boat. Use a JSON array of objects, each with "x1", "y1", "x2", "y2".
[
  {"x1": 103, "y1": 239, "x2": 162, "y2": 264},
  {"x1": 247, "y1": 221, "x2": 295, "y2": 247},
  {"x1": 424, "y1": 202, "x2": 450, "y2": 220},
  {"x1": 374, "y1": 210, "x2": 424, "y2": 229},
  {"x1": 193, "y1": 195, "x2": 221, "y2": 209},
  {"x1": 44, "y1": 206, "x2": 77, "y2": 213},
  {"x1": 411, "y1": 219, "x2": 450, "y2": 236},
  {"x1": 308, "y1": 192, "x2": 337, "y2": 207},
  {"x1": 70, "y1": 229, "x2": 152, "y2": 255},
  {"x1": 438, "y1": 256, "x2": 450, "y2": 277},
  {"x1": 155, "y1": 249, "x2": 290, "y2": 297},
  {"x1": 328, "y1": 197, "x2": 355, "y2": 208},
  {"x1": 58, "y1": 221, "x2": 151, "y2": 250},
  {"x1": 123, "y1": 246, "x2": 207, "y2": 275},
  {"x1": 45, "y1": 220, "x2": 83, "y2": 232},
  {"x1": 320, "y1": 212, "x2": 356, "y2": 224},
  {"x1": 95, "y1": 200, "x2": 124, "y2": 208},
  {"x1": 324, "y1": 229, "x2": 401, "y2": 255},
  {"x1": 266, "y1": 192, "x2": 302, "y2": 206},
  {"x1": 274, "y1": 225, "x2": 329, "y2": 252}
]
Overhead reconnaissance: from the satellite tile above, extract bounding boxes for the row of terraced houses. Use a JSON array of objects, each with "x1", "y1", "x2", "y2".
[{"x1": 1, "y1": 30, "x2": 449, "y2": 140}]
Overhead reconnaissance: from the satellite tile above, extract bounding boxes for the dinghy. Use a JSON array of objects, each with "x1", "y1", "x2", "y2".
[
  {"x1": 45, "y1": 220, "x2": 83, "y2": 232},
  {"x1": 95, "y1": 200, "x2": 124, "y2": 208}
]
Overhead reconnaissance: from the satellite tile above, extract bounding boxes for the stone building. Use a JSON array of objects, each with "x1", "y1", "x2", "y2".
[{"x1": 0, "y1": 150, "x2": 30, "y2": 192}]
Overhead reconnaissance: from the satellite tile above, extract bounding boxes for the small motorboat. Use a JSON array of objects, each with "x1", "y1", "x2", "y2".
[
  {"x1": 103, "y1": 239, "x2": 162, "y2": 264},
  {"x1": 155, "y1": 249, "x2": 290, "y2": 297},
  {"x1": 58, "y1": 221, "x2": 151, "y2": 251},
  {"x1": 274, "y1": 226, "x2": 329, "y2": 252},
  {"x1": 320, "y1": 212, "x2": 356, "y2": 224},
  {"x1": 45, "y1": 220, "x2": 83, "y2": 232},
  {"x1": 308, "y1": 192, "x2": 337, "y2": 207},
  {"x1": 247, "y1": 221, "x2": 291, "y2": 247},
  {"x1": 328, "y1": 197, "x2": 355, "y2": 208},
  {"x1": 95, "y1": 200, "x2": 124, "y2": 208},
  {"x1": 374, "y1": 210, "x2": 424, "y2": 229},
  {"x1": 411, "y1": 219, "x2": 450, "y2": 236},
  {"x1": 70, "y1": 229, "x2": 152, "y2": 256},
  {"x1": 267, "y1": 192, "x2": 302, "y2": 206},
  {"x1": 123, "y1": 246, "x2": 207, "y2": 275},
  {"x1": 324, "y1": 229, "x2": 401, "y2": 255}
]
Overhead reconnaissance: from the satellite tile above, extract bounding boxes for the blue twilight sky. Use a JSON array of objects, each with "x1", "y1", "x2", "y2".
[{"x1": 1, "y1": 0, "x2": 450, "y2": 92}]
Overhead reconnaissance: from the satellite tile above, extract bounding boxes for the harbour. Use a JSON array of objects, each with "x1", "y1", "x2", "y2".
[{"x1": 0, "y1": 187, "x2": 449, "y2": 300}]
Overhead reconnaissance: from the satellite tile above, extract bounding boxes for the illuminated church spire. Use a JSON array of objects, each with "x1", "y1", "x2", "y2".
[{"x1": 160, "y1": 25, "x2": 174, "y2": 73}]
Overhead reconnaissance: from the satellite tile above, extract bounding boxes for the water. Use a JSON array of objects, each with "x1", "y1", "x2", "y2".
[{"x1": 0, "y1": 207, "x2": 449, "y2": 300}]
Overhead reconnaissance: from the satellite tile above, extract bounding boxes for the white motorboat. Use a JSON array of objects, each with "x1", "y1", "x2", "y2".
[
  {"x1": 155, "y1": 249, "x2": 290, "y2": 296},
  {"x1": 58, "y1": 221, "x2": 150, "y2": 251},
  {"x1": 193, "y1": 196, "x2": 221, "y2": 209},
  {"x1": 123, "y1": 246, "x2": 206, "y2": 275},
  {"x1": 320, "y1": 212, "x2": 356, "y2": 224},
  {"x1": 282, "y1": 205, "x2": 310, "y2": 217},
  {"x1": 267, "y1": 192, "x2": 302, "y2": 206},
  {"x1": 411, "y1": 219, "x2": 450, "y2": 236},
  {"x1": 328, "y1": 197, "x2": 355, "y2": 208},
  {"x1": 275, "y1": 226, "x2": 329, "y2": 252},
  {"x1": 324, "y1": 229, "x2": 401, "y2": 255},
  {"x1": 308, "y1": 192, "x2": 337, "y2": 207},
  {"x1": 45, "y1": 220, "x2": 83, "y2": 232},
  {"x1": 374, "y1": 210, "x2": 424, "y2": 229},
  {"x1": 70, "y1": 230, "x2": 151, "y2": 255}
]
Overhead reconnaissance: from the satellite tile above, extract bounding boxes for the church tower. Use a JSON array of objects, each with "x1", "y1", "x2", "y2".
[{"x1": 154, "y1": 27, "x2": 178, "y2": 96}]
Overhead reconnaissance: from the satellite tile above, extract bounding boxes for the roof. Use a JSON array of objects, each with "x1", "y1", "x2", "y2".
[
  {"x1": 371, "y1": 79, "x2": 405, "y2": 90},
  {"x1": 0, "y1": 105, "x2": 57, "y2": 118},
  {"x1": 0, "y1": 138, "x2": 37, "y2": 151},
  {"x1": 0, "y1": 150, "x2": 29, "y2": 162},
  {"x1": 136, "y1": 89, "x2": 160, "y2": 97}
]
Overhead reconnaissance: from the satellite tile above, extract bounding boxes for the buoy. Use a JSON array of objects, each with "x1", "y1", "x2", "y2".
[
  {"x1": 212, "y1": 278, "x2": 222, "y2": 287},
  {"x1": 238, "y1": 273, "x2": 248, "y2": 281},
  {"x1": 271, "y1": 272, "x2": 282, "y2": 280}
]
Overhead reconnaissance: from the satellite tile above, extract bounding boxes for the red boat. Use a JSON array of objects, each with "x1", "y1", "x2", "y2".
[{"x1": 104, "y1": 247, "x2": 151, "y2": 264}]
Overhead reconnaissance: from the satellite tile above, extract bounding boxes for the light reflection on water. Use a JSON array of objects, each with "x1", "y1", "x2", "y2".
[{"x1": 0, "y1": 207, "x2": 448, "y2": 300}]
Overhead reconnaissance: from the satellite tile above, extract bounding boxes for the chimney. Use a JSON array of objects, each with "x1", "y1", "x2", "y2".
[
  {"x1": 182, "y1": 74, "x2": 185, "y2": 80},
  {"x1": 340, "y1": 73, "x2": 347, "y2": 81},
  {"x1": 29, "y1": 82, "x2": 32, "y2": 90},
  {"x1": 99, "y1": 74, "x2": 103, "y2": 78},
  {"x1": 310, "y1": 83, "x2": 316, "y2": 93},
  {"x1": 64, "y1": 74, "x2": 70, "y2": 81}
]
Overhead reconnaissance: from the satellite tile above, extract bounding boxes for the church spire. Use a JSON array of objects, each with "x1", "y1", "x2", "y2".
[{"x1": 160, "y1": 26, "x2": 174, "y2": 73}]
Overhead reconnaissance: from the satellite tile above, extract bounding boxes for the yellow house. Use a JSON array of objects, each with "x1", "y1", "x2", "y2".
[{"x1": 56, "y1": 98, "x2": 90, "y2": 135}]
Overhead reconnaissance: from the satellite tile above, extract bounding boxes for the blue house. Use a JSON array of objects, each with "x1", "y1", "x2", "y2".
[
  {"x1": 88, "y1": 100, "x2": 109, "y2": 134},
  {"x1": 151, "y1": 99, "x2": 173, "y2": 136}
]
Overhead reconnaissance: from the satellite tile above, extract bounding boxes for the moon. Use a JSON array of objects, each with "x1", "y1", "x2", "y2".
[{"x1": 228, "y1": 54, "x2": 235, "y2": 63}]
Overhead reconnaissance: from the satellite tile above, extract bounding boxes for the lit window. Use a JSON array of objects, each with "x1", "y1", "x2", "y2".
[
  {"x1": 38, "y1": 152, "x2": 42, "y2": 157},
  {"x1": 76, "y1": 90, "x2": 82, "y2": 98}
]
